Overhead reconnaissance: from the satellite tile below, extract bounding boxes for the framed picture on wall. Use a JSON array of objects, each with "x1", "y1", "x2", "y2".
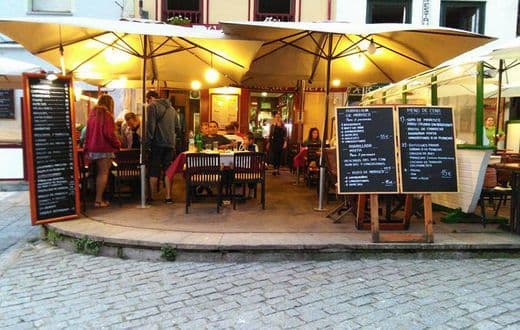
[{"x1": 211, "y1": 94, "x2": 238, "y2": 128}]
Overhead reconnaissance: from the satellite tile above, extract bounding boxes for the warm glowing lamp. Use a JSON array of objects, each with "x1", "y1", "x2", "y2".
[
  {"x1": 332, "y1": 79, "x2": 341, "y2": 87},
  {"x1": 205, "y1": 68, "x2": 219, "y2": 83},
  {"x1": 46, "y1": 72, "x2": 58, "y2": 81},
  {"x1": 191, "y1": 80, "x2": 201, "y2": 90},
  {"x1": 261, "y1": 92, "x2": 267, "y2": 97},
  {"x1": 350, "y1": 54, "x2": 365, "y2": 71}
]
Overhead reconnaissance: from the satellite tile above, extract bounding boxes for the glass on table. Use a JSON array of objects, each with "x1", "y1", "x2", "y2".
[
  {"x1": 205, "y1": 143, "x2": 212, "y2": 150},
  {"x1": 213, "y1": 141, "x2": 219, "y2": 150}
]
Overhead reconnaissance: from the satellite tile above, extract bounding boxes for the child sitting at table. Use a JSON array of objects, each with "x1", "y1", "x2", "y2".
[{"x1": 238, "y1": 132, "x2": 258, "y2": 152}]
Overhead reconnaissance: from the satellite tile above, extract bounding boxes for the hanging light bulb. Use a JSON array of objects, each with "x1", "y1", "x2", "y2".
[
  {"x1": 205, "y1": 53, "x2": 219, "y2": 83},
  {"x1": 332, "y1": 79, "x2": 341, "y2": 87},
  {"x1": 367, "y1": 38, "x2": 377, "y2": 55},
  {"x1": 205, "y1": 68, "x2": 219, "y2": 83},
  {"x1": 350, "y1": 54, "x2": 365, "y2": 71}
]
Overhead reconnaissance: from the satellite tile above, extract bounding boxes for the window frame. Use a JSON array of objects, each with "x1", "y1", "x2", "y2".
[
  {"x1": 254, "y1": 0, "x2": 295, "y2": 22},
  {"x1": 29, "y1": 0, "x2": 73, "y2": 15},
  {"x1": 440, "y1": 1, "x2": 486, "y2": 34},
  {"x1": 366, "y1": 0, "x2": 412, "y2": 24},
  {"x1": 162, "y1": 0, "x2": 203, "y2": 24}
]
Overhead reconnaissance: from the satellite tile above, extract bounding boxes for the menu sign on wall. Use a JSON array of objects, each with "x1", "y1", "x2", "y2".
[
  {"x1": 335, "y1": 105, "x2": 458, "y2": 194},
  {"x1": 398, "y1": 106, "x2": 458, "y2": 192},
  {"x1": 336, "y1": 106, "x2": 398, "y2": 193},
  {"x1": 0, "y1": 89, "x2": 15, "y2": 119},
  {"x1": 23, "y1": 74, "x2": 79, "y2": 224}
]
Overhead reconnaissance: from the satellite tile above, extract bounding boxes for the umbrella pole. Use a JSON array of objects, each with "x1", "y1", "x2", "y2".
[
  {"x1": 495, "y1": 59, "x2": 504, "y2": 148},
  {"x1": 315, "y1": 33, "x2": 332, "y2": 212},
  {"x1": 139, "y1": 35, "x2": 148, "y2": 208}
]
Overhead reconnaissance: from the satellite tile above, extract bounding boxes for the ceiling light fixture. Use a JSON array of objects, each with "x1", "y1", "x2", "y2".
[
  {"x1": 46, "y1": 72, "x2": 58, "y2": 81},
  {"x1": 191, "y1": 80, "x2": 201, "y2": 90}
]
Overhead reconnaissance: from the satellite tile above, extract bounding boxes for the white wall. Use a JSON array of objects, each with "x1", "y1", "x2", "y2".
[
  {"x1": 0, "y1": 0, "x2": 127, "y2": 19},
  {"x1": 335, "y1": 0, "x2": 366, "y2": 23}
]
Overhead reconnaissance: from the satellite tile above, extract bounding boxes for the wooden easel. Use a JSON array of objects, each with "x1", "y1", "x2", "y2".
[
  {"x1": 368, "y1": 194, "x2": 433, "y2": 243},
  {"x1": 356, "y1": 194, "x2": 412, "y2": 230}
]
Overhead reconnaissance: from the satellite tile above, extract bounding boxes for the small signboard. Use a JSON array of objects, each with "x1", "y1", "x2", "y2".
[
  {"x1": 23, "y1": 73, "x2": 80, "y2": 225},
  {"x1": 336, "y1": 106, "x2": 398, "y2": 194},
  {"x1": 398, "y1": 106, "x2": 458, "y2": 193},
  {"x1": 0, "y1": 89, "x2": 15, "y2": 119}
]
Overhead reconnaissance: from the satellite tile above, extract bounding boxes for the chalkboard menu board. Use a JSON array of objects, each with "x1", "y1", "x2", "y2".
[
  {"x1": 0, "y1": 89, "x2": 15, "y2": 119},
  {"x1": 23, "y1": 74, "x2": 79, "y2": 224},
  {"x1": 398, "y1": 106, "x2": 458, "y2": 193},
  {"x1": 336, "y1": 106, "x2": 398, "y2": 193}
]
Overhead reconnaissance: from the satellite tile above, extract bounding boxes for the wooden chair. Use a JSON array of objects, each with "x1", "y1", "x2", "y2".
[
  {"x1": 304, "y1": 145, "x2": 320, "y2": 187},
  {"x1": 77, "y1": 150, "x2": 90, "y2": 213},
  {"x1": 232, "y1": 152, "x2": 266, "y2": 210},
  {"x1": 113, "y1": 149, "x2": 141, "y2": 205},
  {"x1": 185, "y1": 153, "x2": 222, "y2": 213},
  {"x1": 479, "y1": 166, "x2": 512, "y2": 226}
]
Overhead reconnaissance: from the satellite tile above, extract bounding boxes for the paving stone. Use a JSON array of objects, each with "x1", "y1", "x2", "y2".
[{"x1": 0, "y1": 192, "x2": 520, "y2": 328}]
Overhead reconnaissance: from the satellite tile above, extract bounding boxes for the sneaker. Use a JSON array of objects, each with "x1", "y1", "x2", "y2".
[{"x1": 164, "y1": 198, "x2": 174, "y2": 204}]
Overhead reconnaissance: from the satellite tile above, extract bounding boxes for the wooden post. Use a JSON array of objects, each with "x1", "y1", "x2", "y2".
[
  {"x1": 370, "y1": 194, "x2": 379, "y2": 242},
  {"x1": 423, "y1": 194, "x2": 434, "y2": 243}
]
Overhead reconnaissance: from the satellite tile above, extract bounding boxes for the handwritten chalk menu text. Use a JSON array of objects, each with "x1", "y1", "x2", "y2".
[
  {"x1": 336, "y1": 107, "x2": 398, "y2": 193},
  {"x1": 23, "y1": 74, "x2": 79, "y2": 224},
  {"x1": 398, "y1": 106, "x2": 458, "y2": 192},
  {"x1": 0, "y1": 89, "x2": 15, "y2": 119}
]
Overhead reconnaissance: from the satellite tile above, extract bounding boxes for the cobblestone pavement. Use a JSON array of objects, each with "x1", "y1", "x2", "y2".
[
  {"x1": 0, "y1": 192, "x2": 39, "y2": 254},
  {"x1": 0, "y1": 240, "x2": 518, "y2": 329}
]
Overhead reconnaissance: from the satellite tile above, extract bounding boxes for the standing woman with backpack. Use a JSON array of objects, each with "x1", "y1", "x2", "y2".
[
  {"x1": 84, "y1": 94, "x2": 121, "y2": 207},
  {"x1": 268, "y1": 112, "x2": 287, "y2": 176}
]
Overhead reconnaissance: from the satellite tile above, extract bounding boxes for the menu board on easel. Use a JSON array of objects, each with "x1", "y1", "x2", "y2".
[
  {"x1": 398, "y1": 106, "x2": 458, "y2": 193},
  {"x1": 23, "y1": 73, "x2": 79, "y2": 225},
  {"x1": 335, "y1": 105, "x2": 458, "y2": 194},
  {"x1": 336, "y1": 106, "x2": 398, "y2": 194}
]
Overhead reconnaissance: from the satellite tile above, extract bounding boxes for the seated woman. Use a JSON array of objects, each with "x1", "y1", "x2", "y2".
[{"x1": 303, "y1": 127, "x2": 321, "y2": 147}]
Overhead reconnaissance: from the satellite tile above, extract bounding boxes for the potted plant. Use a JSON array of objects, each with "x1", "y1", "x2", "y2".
[{"x1": 167, "y1": 15, "x2": 191, "y2": 26}]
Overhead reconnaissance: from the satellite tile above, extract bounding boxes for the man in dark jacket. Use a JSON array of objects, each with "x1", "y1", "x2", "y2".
[{"x1": 145, "y1": 91, "x2": 177, "y2": 203}]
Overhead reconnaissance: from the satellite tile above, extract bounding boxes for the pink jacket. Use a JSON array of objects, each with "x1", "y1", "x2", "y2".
[{"x1": 84, "y1": 110, "x2": 121, "y2": 153}]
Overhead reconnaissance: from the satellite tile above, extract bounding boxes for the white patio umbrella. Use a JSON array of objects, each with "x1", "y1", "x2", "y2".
[
  {"x1": 0, "y1": 57, "x2": 43, "y2": 88},
  {"x1": 220, "y1": 21, "x2": 495, "y2": 209},
  {"x1": 363, "y1": 37, "x2": 520, "y2": 142},
  {"x1": 0, "y1": 16, "x2": 262, "y2": 207}
]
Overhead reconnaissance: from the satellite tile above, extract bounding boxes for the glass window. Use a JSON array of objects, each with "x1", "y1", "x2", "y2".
[
  {"x1": 255, "y1": 0, "x2": 294, "y2": 21},
  {"x1": 440, "y1": 1, "x2": 485, "y2": 34},
  {"x1": 32, "y1": 0, "x2": 72, "y2": 13},
  {"x1": 166, "y1": 0, "x2": 200, "y2": 11},
  {"x1": 164, "y1": 0, "x2": 202, "y2": 24},
  {"x1": 366, "y1": 0, "x2": 412, "y2": 23}
]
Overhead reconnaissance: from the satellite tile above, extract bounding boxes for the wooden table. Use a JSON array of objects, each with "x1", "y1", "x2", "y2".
[{"x1": 489, "y1": 163, "x2": 520, "y2": 234}]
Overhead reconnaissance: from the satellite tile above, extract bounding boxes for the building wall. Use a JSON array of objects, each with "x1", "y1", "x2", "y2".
[
  {"x1": 335, "y1": 0, "x2": 518, "y2": 39},
  {"x1": 300, "y1": 0, "x2": 330, "y2": 22},
  {"x1": 208, "y1": 0, "x2": 250, "y2": 24}
]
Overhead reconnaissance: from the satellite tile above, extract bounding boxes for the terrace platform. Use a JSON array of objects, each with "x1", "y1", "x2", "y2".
[{"x1": 46, "y1": 168, "x2": 520, "y2": 261}]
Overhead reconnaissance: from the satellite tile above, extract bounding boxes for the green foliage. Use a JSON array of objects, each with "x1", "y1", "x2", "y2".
[
  {"x1": 166, "y1": 15, "x2": 191, "y2": 25},
  {"x1": 46, "y1": 228, "x2": 63, "y2": 246},
  {"x1": 161, "y1": 245, "x2": 177, "y2": 261},
  {"x1": 74, "y1": 236, "x2": 103, "y2": 256}
]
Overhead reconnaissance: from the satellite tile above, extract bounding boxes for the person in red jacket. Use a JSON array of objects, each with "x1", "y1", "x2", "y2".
[{"x1": 84, "y1": 95, "x2": 121, "y2": 207}]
